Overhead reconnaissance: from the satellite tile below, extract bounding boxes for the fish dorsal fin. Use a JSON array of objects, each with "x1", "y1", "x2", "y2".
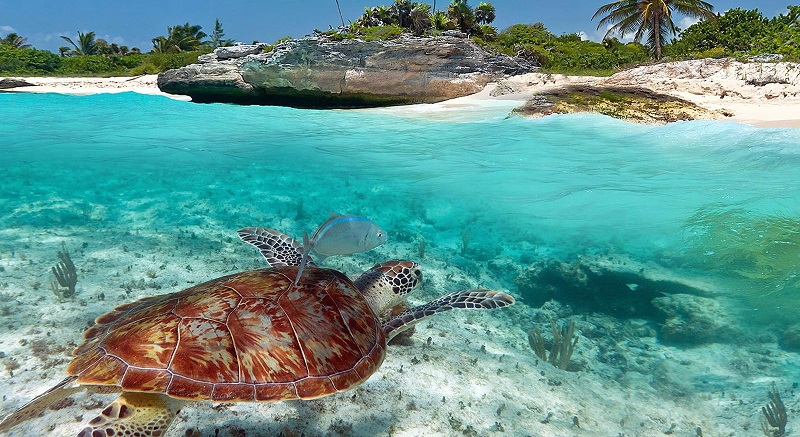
[
  {"x1": 294, "y1": 231, "x2": 313, "y2": 286},
  {"x1": 237, "y1": 227, "x2": 315, "y2": 268},
  {"x1": 311, "y1": 212, "x2": 347, "y2": 241}
]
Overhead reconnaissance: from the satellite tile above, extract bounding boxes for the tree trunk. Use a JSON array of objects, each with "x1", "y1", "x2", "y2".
[
  {"x1": 653, "y1": 14, "x2": 662, "y2": 60},
  {"x1": 335, "y1": 0, "x2": 345, "y2": 28}
]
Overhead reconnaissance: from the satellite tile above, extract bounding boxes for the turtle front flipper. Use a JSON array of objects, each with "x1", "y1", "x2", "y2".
[
  {"x1": 77, "y1": 392, "x2": 187, "y2": 437},
  {"x1": 382, "y1": 289, "x2": 515, "y2": 341},
  {"x1": 0, "y1": 376, "x2": 84, "y2": 432},
  {"x1": 237, "y1": 227, "x2": 315, "y2": 268}
]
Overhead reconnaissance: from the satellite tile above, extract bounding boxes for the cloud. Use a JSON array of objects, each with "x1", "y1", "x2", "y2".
[
  {"x1": 580, "y1": 24, "x2": 635, "y2": 43},
  {"x1": 679, "y1": 16, "x2": 701, "y2": 30},
  {"x1": 1, "y1": 25, "x2": 16, "y2": 33}
]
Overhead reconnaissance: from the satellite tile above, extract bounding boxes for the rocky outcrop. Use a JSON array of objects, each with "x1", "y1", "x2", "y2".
[
  {"x1": 651, "y1": 294, "x2": 742, "y2": 346},
  {"x1": 513, "y1": 84, "x2": 729, "y2": 124},
  {"x1": 157, "y1": 35, "x2": 535, "y2": 108},
  {"x1": 0, "y1": 78, "x2": 34, "y2": 90},
  {"x1": 494, "y1": 58, "x2": 800, "y2": 124}
]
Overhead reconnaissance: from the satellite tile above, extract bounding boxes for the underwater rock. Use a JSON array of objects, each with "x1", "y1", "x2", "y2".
[
  {"x1": 778, "y1": 324, "x2": 800, "y2": 352},
  {"x1": 651, "y1": 294, "x2": 741, "y2": 346},
  {"x1": 514, "y1": 85, "x2": 728, "y2": 124},
  {"x1": 158, "y1": 35, "x2": 536, "y2": 108},
  {"x1": 515, "y1": 256, "x2": 713, "y2": 319}
]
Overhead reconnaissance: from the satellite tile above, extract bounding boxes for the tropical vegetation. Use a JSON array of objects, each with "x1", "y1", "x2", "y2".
[
  {"x1": 2, "y1": 2, "x2": 800, "y2": 77},
  {"x1": 666, "y1": 5, "x2": 800, "y2": 59},
  {"x1": 592, "y1": 0, "x2": 716, "y2": 60},
  {"x1": 1, "y1": 33, "x2": 30, "y2": 49},
  {"x1": 0, "y1": 19, "x2": 232, "y2": 76}
]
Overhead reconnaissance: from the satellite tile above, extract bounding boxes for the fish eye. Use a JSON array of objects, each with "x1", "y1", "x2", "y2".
[{"x1": 377, "y1": 232, "x2": 383, "y2": 238}]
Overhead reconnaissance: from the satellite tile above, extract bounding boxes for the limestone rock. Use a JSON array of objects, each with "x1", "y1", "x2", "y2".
[
  {"x1": 158, "y1": 35, "x2": 536, "y2": 107},
  {"x1": 0, "y1": 78, "x2": 34, "y2": 90},
  {"x1": 651, "y1": 294, "x2": 741, "y2": 345}
]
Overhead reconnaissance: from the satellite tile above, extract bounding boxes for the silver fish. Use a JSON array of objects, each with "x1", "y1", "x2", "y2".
[{"x1": 294, "y1": 213, "x2": 387, "y2": 285}]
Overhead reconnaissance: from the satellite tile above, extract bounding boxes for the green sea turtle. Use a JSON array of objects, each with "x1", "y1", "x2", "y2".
[{"x1": 0, "y1": 227, "x2": 514, "y2": 437}]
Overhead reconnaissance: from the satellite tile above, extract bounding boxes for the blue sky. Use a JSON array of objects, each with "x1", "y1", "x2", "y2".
[{"x1": 0, "y1": 0, "x2": 794, "y2": 53}]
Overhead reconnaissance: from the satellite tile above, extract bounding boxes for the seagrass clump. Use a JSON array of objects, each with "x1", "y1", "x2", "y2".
[
  {"x1": 528, "y1": 318, "x2": 579, "y2": 371},
  {"x1": 50, "y1": 243, "x2": 78, "y2": 299}
]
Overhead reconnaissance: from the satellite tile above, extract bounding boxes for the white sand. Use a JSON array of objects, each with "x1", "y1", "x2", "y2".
[{"x1": 1, "y1": 75, "x2": 190, "y2": 100}]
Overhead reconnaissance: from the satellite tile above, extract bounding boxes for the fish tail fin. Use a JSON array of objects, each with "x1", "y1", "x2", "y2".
[{"x1": 294, "y1": 231, "x2": 311, "y2": 286}]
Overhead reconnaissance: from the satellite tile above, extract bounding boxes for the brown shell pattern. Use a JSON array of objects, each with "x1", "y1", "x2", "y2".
[{"x1": 66, "y1": 267, "x2": 386, "y2": 402}]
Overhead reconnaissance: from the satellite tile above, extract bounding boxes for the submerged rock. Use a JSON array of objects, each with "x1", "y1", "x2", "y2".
[
  {"x1": 158, "y1": 36, "x2": 536, "y2": 108},
  {"x1": 651, "y1": 294, "x2": 742, "y2": 346},
  {"x1": 515, "y1": 255, "x2": 714, "y2": 319}
]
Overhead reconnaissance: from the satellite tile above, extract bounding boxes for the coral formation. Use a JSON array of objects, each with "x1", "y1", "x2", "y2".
[
  {"x1": 527, "y1": 318, "x2": 579, "y2": 371},
  {"x1": 761, "y1": 384, "x2": 787, "y2": 437},
  {"x1": 49, "y1": 243, "x2": 77, "y2": 299}
]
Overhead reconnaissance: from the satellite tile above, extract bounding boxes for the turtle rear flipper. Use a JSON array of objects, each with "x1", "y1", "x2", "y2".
[
  {"x1": 237, "y1": 227, "x2": 315, "y2": 268},
  {"x1": 0, "y1": 376, "x2": 83, "y2": 431},
  {"x1": 382, "y1": 289, "x2": 514, "y2": 340},
  {"x1": 77, "y1": 392, "x2": 186, "y2": 437}
]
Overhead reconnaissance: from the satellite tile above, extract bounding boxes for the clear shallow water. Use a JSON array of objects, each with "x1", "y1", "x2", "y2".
[{"x1": 1, "y1": 91, "x2": 799, "y2": 318}]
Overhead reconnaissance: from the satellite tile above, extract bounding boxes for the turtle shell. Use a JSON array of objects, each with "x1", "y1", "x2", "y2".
[{"x1": 66, "y1": 266, "x2": 386, "y2": 402}]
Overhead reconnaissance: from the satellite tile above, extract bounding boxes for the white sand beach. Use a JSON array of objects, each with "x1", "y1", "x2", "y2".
[
  {"x1": 4, "y1": 58, "x2": 800, "y2": 127},
  {"x1": 0, "y1": 74, "x2": 189, "y2": 100}
]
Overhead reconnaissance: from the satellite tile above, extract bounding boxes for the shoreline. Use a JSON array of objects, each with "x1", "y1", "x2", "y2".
[
  {"x1": 0, "y1": 74, "x2": 190, "y2": 101},
  {"x1": 3, "y1": 61, "x2": 800, "y2": 128}
]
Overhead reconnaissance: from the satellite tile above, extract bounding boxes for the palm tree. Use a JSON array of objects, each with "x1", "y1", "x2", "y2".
[
  {"x1": 1, "y1": 33, "x2": 32, "y2": 49},
  {"x1": 430, "y1": 10, "x2": 453, "y2": 30},
  {"x1": 60, "y1": 31, "x2": 100, "y2": 55},
  {"x1": 334, "y1": 0, "x2": 345, "y2": 28},
  {"x1": 475, "y1": 2, "x2": 496, "y2": 25},
  {"x1": 391, "y1": 0, "x2": 413, "y2": 28},
  {"x1": 151, "y1": 36, "x2": 176, "y2": 54},
  {"x1": 448, "y1": 0, "x2": 476, "y2": 33},
  {"x1": 593, "y1": 0, "x2": 715, "y2": 60},
  {"x1": 410, "y1": 3, "x2": 432, "y2": 35},
  {"x1": 151, "y1": 23, "x2": 206, "y2": 53}
]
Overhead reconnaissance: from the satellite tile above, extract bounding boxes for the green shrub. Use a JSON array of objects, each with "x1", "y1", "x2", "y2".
[
  {"x1": 696, "y1": 47, "x2": 728, "y2": 59},
  {"x1": 487, "y1": 23, "x2": 647, "y2": 75},
  {"x1": 363, "y1": 24, "x2": 405, "y2": 41},
  {"x1": 475, "y1": 24, "x2": 498, "y2": 42},
  {"x1": 129, "y1": 63, "x2": 161, "y2": 75},
  {"x1": 0, "y1": 46, "x2": 61, "y2": 74},
  {"x1": 58, "y1": 55, "x2": 123, "y2": 75},
  {"x1": 666, "y1": 6, "x2": 800, "y2": 60}
]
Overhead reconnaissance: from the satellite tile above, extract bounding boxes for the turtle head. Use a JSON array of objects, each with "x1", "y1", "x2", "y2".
[{"x1": 353, "y1": 260, "x2": 422, "y2": 319}]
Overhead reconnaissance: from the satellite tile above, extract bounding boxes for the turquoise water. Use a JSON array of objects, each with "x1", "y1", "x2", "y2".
[
  {"x1": 3, "y1": 93, "x2": 798, "y2": 299},
  {"x1": 2, "y1": 91, "x2": 800, "y2": 435},
  {"x1": 3, "y1": 93, "x2": 800, "y2": 303}
]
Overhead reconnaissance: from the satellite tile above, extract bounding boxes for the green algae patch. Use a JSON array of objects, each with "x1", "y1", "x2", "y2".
[
  {"x1": 683, "y1": 207, "x2": 800, "y2": 322},
  {"x1": 685, "y1": 208, "x2": 800, "y2": 283},
  {"x1": 514, "y1": 85, "x2": 732, "y2": 124}
]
